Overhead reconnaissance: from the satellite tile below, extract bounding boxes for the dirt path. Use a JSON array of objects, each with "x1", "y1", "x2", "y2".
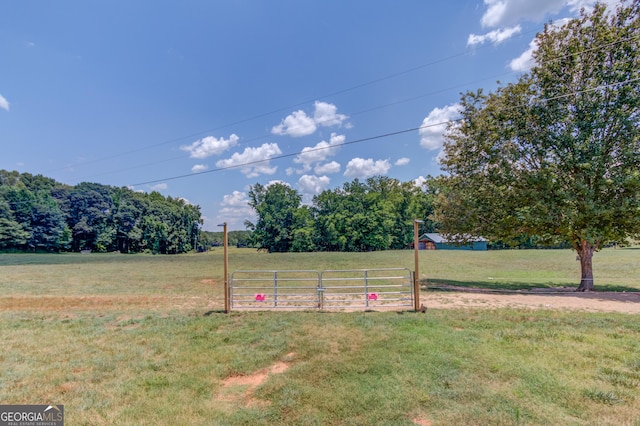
[
  {"x1": 423, "y1": 288, "x2": 640, "y2": 314},
  {"x1": 1, "y1": 290, "x2": 638, "y2": 315}
]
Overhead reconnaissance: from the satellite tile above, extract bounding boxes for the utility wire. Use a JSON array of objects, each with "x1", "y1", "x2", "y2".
[
  {"x1": 43, "y1": 50, "x2": 475, "y2": 175},
  {"x1": 5, "y1": 75, "x2": 639, "y2": 208},
  {"x1": 130, "y1": 126, "x2": 428, "y2": 186},
  {"x1": 76, "y1": 28, "x2": 640, "y2": 184},
  {"x1": 45, "y1": 28, "x2": 551, "y2": 175},
  {"x1": 130, "y1": 75, "x2": 640, "y2": 187},
  {"x1": 81, "y1": 29, "x2": 640, "y2": 184},
  {"x1": 60, "y1": 32, "x2": 639, "y2": 181},
  {"x1": 72, "y1": 69, "x2": 517, "y2": 182}
]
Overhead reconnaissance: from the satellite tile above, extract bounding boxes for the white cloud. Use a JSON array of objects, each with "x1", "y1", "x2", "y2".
[
  {"x1": 395, "y1": 157, "x2": 410, "y2": 166},
  {"x1": 414, "y1": 176, "x2": 428, "y2": 188},
  {"x1": 510, "y1": 38, "x2": 537, "y2": 71},
  {"x1": 313, "y1": 101, "x2": 348, "y2": 127},
  {"x1": 191, "y1": 164, "x2": 208, "y2": 173},
  {"x1": 509, "y1": 17, "x2": 570, "y2": 71},
  {"x1": 294, "y1": 141, "x2": 333, "y2": 172},
  {"x1": 266, "y1": 180, "x2": 290, "y2": 188},
  {"x1": 314, "y1": 161, "x2": 341, "y2": 175},
  {"x1": 127, "y1": 185, "x2": 145, "y2": 193},
  {"x1": 293, "y1": 133, "x2": 345, "y2": 174},
  {"x1": 298, "y1": 175, "x2": 331, "y2": 195},
  {"x1": 180, "y1": 134, "x2": 239, "y2": 159},
  {"x1": 216, "y1": 190, "x2": 256, "y2": 230},
  {"x1": 222, "y1": 190, "x2": 250, "y2": 208},
  {"x1": 215, "y1": 143, "x2": 282, "y2": 178},
  {"x1": 419, "y1": 104, "x2": 461, "y2": 151},
  {"x1": 567, "y1": 0, "x2": 621, "y2": 14},
  {"x1": 480, "y1": 0, "x2": 565, "y2": 28},
  {"x1": 150, "y1": 183, "x2": 168, "y2": 191},
  {"x1": 272, "y1": 101, "x2": 349, "y2": 137},
  {"x1": 467, "y1": 25, "x2": 522, "y2": 46},
  {"x1": 329, "y1": 132, "x2": 346, "y2": 145},
  {"x1": 271, "y1": 110, "x2": 317, "y2": 137},
  {"x1": 0, "y1": 94, "x2": 9, "y2": 111},
  {"x1": 344, "y1": 158, "x2": 391, "y2": 178}
]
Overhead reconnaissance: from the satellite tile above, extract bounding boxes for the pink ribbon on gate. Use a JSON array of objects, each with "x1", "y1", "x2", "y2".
[
  {"x1": 368, "y1": 293, "x2": 378, "y2": 301},
  {"x1": 255, "y1": 294, "x2": 266, "y2": 301}
]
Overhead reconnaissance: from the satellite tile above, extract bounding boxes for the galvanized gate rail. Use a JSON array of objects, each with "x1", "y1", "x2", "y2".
[
  {"x1": 230, "y1": 268, "x2": 414, "y2": 310},
  {"x1": 230, "y1": 270, "x2": 321, "y2": 309}
]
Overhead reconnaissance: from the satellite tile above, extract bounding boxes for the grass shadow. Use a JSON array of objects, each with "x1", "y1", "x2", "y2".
[
  {"x1": 0, "y1": 252, "x2": 160, "y2": 267},
  {"x1": 424, "y1": 278, "x2": 639, "y2": 293},
  {"x1": 203, "y1": 310, "x2": 228, "y2": 316}
]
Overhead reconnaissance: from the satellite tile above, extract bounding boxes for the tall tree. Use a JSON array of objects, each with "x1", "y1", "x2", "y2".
[
  {"x1": 111, "y1": 188, "x2": 146, "y2": 253},
  {"x1": 1, "y1": 186, "x2": 70, "y2": 251},
  {"x1": 0, "y1": 198, "x2": 29, "y2": 249},
  {"x1": 245, "y1": 182, "x2": 304, "y2": 252},
  {"x1": 437, "y1": 2, "x2": 640, "y2": 291},
  {"x1": 291, "y1": 205, "x2": 316, "y2": 252},
  {"x1": 27, "y1": 194, "x2": 71, "y2": 250},
  {"x1": 59, "y1": 182, "x2": 115, "y2": 252}
]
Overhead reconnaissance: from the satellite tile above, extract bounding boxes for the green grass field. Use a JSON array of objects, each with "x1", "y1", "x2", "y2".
[{"x1": 1, "y1": 248, "x2": 639, "y2": 425}]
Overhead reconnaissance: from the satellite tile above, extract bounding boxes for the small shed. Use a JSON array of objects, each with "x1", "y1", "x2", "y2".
[{"x1": 418, "y1": 233, "x2": 487, "y2": 251}]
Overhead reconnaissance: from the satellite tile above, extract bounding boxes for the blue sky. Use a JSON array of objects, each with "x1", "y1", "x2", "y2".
[{"x1": 0, "y1": 0, "x2": 620, "y2": 230}]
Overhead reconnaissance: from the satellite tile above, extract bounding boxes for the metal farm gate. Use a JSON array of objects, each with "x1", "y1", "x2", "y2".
[{"x1": 230, "y1": 268, "x2": 414, "y2": 310}]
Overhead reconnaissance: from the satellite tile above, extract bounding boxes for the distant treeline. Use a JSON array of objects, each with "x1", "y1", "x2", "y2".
[
  {"x1": 246, "y1": 176, "x2": 438, "y2": 252},
  {"x1": 245, "y1": 176, "x2": 577, "y2": 253},
  {"x1": 200, "y1": 230, "x2": 253, "y2": 248},
  {"x1": 0, "y1": 170, "x2": 203, "y2": 254}
]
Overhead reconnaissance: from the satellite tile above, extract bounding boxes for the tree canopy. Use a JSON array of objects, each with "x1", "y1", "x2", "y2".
[
  {"x1": 437, "y1": 1, "x2": 640, "y2": 291},
  {"x1": 246, "y1": 177, "x2": 436, "y2": 253},
  {"x1": 0, "y1": 170, "x2": 203, "y2": 254}
]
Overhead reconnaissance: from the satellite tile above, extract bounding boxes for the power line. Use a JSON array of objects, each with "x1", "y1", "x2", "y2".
[
  {"x1": 129, "y1": 125, "x2": 429, "y2": 186},
  {"x1": 4, "y1": 74, "x2": 638, "y2": 208},
  {"x1": 45, "y1": 28, "x2": 546, "y2": 176},
  {"x1": 43, "y1": 51, "x2": 474, "y2": 175},
  {"x1": 72, "y1": 69, "x2": 517, "y2": 183},
  {"x1": 130, "y1": 75, "x2": 640, "y2": 187},
  {"x1": 61, "y1": 31, "x2": 639, "y2": 182}
]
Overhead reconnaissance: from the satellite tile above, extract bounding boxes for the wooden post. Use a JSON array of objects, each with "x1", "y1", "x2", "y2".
[
  {"x1": 413, "y1": 219, "x2": 423, "y2": 312},
  {"x1": 218, "y1": 222, "x2": 229, "y2": 313}
]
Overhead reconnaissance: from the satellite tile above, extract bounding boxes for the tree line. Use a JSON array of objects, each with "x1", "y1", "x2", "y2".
[
  {"x1": 245, "y1": 176, "x2": 437, "y2": 252},
  {"x1": 0, "y1": 170, "x2": 202, "y2": 254}
]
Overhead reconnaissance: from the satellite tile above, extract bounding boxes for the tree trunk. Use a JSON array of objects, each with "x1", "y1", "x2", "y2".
[{"x1": 576, "y1": 240, "x2": 596, "y2": 292}]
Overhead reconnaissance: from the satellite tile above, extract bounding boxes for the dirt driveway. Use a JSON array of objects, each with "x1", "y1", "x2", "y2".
[
  {"x1": 424, "y1": 288, "x2": 640, "y2": 314},
  {"x1": 1, "y1": 288, "x2": 638, "y2": 315}
]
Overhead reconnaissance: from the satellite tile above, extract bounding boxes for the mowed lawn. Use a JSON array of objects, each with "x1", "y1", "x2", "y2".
[{"x1": 1, "y1": 248, "x2": 639, "y2": 425}]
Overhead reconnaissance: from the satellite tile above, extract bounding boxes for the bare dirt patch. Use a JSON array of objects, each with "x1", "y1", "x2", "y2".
[
  {"x1": 216, "y1": 356, "x2": 294, "y2": 408},
  {"x1": 0, "y1": 295, "x2": 212, "y2": 312},
  {"x1": 0, "y1": 295, "x2": 167, "y2": 311},
  {"x1": 2, "y1": 288, "x2": 637, "y2": 315},
  {"x1": 423, "y1": 288, "x2": 640, "y2": 314},
  {"x1": 56, "y1": 381, "x2": 81, "y2": 394},
  {"x1": 228, "y1": 290, "x2": 640, "y2": 314}
]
